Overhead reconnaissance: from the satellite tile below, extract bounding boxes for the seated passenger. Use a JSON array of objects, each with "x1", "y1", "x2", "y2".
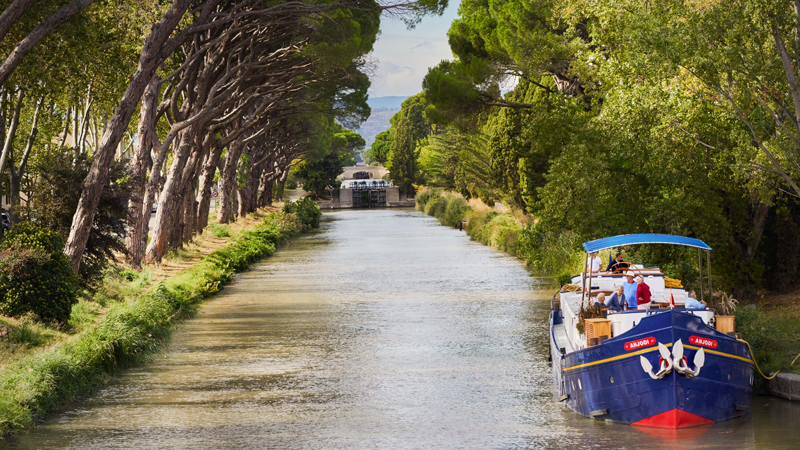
[
  {"x1": 593, "y1": 292, "x2": 607, "y2": 308},
  {"x1": 605, "y1": 285, "x2": 626, "y2": 312},
  {"x1": 684, "y1": 290, "x2": 706, "y2": 310},
  {"x1": 636, "y1": 275, "x2": 652, "y2": 310},
  {"x1": 622, "y1": 272, "x2": 639, "y2": 309},
  {"x1": 606, "y1": 252, "x2": 630, "y2": 273}
]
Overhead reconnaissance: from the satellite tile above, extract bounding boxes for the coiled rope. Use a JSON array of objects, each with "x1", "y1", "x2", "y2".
[{"x1": 739, "y1": 338, "x2": 800, "y2": 380}]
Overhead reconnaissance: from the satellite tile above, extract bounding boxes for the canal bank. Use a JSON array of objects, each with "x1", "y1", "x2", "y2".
[
  {"x1": 0, "y1": 208, "x2": 317, "y2": 439},
  {"x1": 4, "y1": 209, "x2": 800, "y2": 449},
  {"x1": 415, "y1": 189, "x2": 800, "y2": 395}
]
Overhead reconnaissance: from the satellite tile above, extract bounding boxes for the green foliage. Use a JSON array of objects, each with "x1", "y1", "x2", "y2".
[
  {"x1": 295, "y1": 123, "x2": 365, "y2": 197},
  {"x1": 388, "y1": 114, "x2": 421, "y2": 196},
  {"x1": 518, "y1": 225, "x2": 585, "y2": 277},
  {"x1": 734, "y1": 305, "x2": 800, "y2": 391},
  {"x1": 24, "y1": 152, "x2": 130, "y2": 285},
  {"x1": 208, "y1": 223, "x2": 231, "y2": 238},
  {"x1": 293, "y1": 197, "x2": 322, "y2": 230},
  {"x1": 414, "y1": 187, "x2": 443, "y2": 210},
  {"x1": 557, "y1": 272, "x2": 573, "y2": 286},
  {"x1": 465, "y1": 210, "x2": 522, "y2": 256},
  {"x1": 367, "y1": 130, "x2": 393, "y2": 164},
  {"x1": 0, "y1": 225, "x2": 79, "y2": 323},
  {"x1": 285, "y1": 170, "x2": 299, "y2": 190}
]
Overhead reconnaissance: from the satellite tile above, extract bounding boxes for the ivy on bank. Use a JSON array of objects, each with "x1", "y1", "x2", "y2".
[{"x1": 0, "y1": 210, "x2": 311, "y2": 438}]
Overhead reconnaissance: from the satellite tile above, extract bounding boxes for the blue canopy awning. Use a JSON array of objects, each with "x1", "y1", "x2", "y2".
[{"x1": 582, "y1": 234, "x2": 712, "y2": 253}]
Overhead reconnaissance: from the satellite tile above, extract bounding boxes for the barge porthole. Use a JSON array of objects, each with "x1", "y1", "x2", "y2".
[{"x1": 609, "y1": 376, "x2": 614, "y2": 383}]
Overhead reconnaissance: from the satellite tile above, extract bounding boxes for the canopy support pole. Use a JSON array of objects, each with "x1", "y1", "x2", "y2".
[
  {"x1": 707, "y1": 250, "x2": 712, "y2": 302},
  {"x1": 698, "y1": 248, "x2": 704, "y2": 303},
  {"x1": 581, "y1": 253, "x2": 588, "y2": 306}
]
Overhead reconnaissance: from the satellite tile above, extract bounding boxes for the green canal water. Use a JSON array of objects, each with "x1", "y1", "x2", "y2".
[{"x1": 6, "y1": 209, "x2": 799, "y2": 449}]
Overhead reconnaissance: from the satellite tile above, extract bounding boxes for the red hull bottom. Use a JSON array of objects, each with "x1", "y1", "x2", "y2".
[{"x1": 631, "y1": 408, "x2": 714, "y2": 429}]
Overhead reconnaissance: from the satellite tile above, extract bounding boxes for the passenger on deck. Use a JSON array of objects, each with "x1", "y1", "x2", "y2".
[
  {"x1": 605, "y1": 285, "x2": 625, "y2": 312},
  {"x1": 587, "y1": 252, "x2": 602, "y2": 273},
  {"x1": 636, "y1": 275, "x2": 652, "y2": 310},
  {"x1": 606, "y1": 253, "x2": 629, "y2": 273},
  {"x1": 593, "y1": 293, "x2": 606, "y2": 308},
  {"x1": 684, "y1": 290, "x2": 706, "y2": 310},
  {"x1": 622, "y1": 272, "x2": 639, "y2": 309}
]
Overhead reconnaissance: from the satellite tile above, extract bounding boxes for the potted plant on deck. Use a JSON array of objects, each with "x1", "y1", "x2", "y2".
[{"x1": 713, "y1": 292, "x2": 738, "y2": 334}]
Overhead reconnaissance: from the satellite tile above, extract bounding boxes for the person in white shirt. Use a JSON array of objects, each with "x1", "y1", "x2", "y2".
[{"x1": 587, "y1": 252, "x2": 602, "y2": 273}]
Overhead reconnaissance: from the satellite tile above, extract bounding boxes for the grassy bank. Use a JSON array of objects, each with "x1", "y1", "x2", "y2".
[
  {"x1": 416, "y1": 188, "x2": 800, "y2": 389},
  {"x1": 736, "y1": 296, "x2": 800, "y2": 384},
  {"x1": 415, "y1": 188, "x2": 583, "y2": 276},
  {"x1": 0, "y1": 208, "x2": 313, "y2": 437}
]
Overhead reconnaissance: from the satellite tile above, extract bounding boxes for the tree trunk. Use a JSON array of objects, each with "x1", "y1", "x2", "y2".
[
  {"x1": 178, "y1": 147, "x2": 204, "y2": 245},
  {"x1": 195, "y1": 139, "x2": 224, "y2": 233},
  {"x1": 66, "y1": 0, "x2": 193, "y2": 272},
  {"x1": 745, "y1": 201, "x2": 770, "y2": 262},
  {"x1": 217, "y1": 139, "x2": 244, "y2": 224},
  {"x1": 139, "y1": 140, "x2": 171, "y2": 252},
  {"x1": 7, "y1": 94, "x2": 42, "y2": 222},
  {"x1": 146, "y1": 130, "x2": 193, "y2": 263},
  {"x1": 257, "y1": 167, "x2": 274, "y2": 207},
  {"x1": 0, "y1": 89, "x2": 23, "y2": 204},
  {"x1": 237, "y1": 146, "x2": 262, "y2": 217},
  {"x1": 125, "y1": 77, "x2": 159, "y2": 268}
]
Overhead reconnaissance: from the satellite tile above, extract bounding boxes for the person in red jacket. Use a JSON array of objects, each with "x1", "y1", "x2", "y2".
[{"x1": 636, "y1": 275, "x2": 652, "y2": 310}]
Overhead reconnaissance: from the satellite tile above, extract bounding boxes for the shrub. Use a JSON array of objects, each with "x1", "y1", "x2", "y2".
[
  {"x1": 0, "y1": 224, "x2": 80, "y2": 323},
  {"x1": 424, "y1": 196, "x2": 448, "y2": 217},
  {"x1": 519, "y1": 224, "x2": 584, "y2": 276},
  {"x1": 415, "y1": 188, "x2": 441, "y2": 211},
  {"x1": 294, "y1": 197, "x2": 321, "y2": 229},
  {"x1": 438, "y1": 193, "x2": 468, "y2": 227},
  {"x1": 208, "y1": 223, "x2": 231, "y2": 238}
]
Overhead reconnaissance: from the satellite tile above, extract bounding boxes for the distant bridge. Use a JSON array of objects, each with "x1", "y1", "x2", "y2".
[{"x1": 340, "y1": 165, "x2": 388, "y2": 180}]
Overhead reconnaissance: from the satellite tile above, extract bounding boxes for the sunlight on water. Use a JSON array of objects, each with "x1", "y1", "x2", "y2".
[{"x1": 7, "y1": 210, "x2": 799, "y2": 449}]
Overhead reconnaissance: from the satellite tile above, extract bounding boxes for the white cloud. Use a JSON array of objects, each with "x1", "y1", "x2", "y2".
[{"x1": 368, "y1": 5, "x2": 459, "y2": 98}]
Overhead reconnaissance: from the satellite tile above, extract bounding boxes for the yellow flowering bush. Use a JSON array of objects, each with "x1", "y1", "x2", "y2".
[{"x1": 0, "y1": 224, "x2": 79, "y2": 323}]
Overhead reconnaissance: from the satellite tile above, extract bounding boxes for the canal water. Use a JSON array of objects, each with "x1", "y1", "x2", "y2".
[{"x1": 6, "y1": 210, "x2": 799, "y2": 449}]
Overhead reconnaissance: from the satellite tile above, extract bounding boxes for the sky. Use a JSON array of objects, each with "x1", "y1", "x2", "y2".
[{"x1": 368, "y1": 4, "x2": 460, "y2": 98}]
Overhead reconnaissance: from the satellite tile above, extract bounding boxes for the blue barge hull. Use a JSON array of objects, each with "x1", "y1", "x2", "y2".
[{"x1": 550, "y1": 310, "x2": 753, "y2": 428}]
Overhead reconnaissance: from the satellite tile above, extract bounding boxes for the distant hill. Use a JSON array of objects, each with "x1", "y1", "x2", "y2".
[
  {"x1": 355, "y1": 106, "x2": 400, "y2": 148},
  {"x1": 367, "y1": 96, "x2": 408, "y2": 110}
]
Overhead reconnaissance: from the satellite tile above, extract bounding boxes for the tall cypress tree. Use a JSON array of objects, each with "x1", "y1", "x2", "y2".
[{"x1": 388, "y1": 114, "x2": 419, "y2": 196}]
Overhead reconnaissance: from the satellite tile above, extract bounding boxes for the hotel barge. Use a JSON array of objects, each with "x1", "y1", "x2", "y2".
[{"x1": 549, "y1": 234, "x2": 754, "y2": 428}]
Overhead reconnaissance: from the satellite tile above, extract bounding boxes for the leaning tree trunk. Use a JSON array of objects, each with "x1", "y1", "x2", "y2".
[
  {"x1": 0, "y1": 0, "x2": 36, "y2": 44},
  {"x1": 178, "y1": 148, "x2": 204, "y2": 244},
  {"x1": 238, "y1": 162, "x2": 262, "y2": 217},
  {"x1": 125, "y1": 77, "x2": 159, "y2": 268},
  {"x1": 139, "y1": 139, "x2": 171, "y2": 251},
  {"x1": 195, "y1": 138, "x2": 224, "y2": 233},
  {"x1": 0, "y1": 0, "x2": 97, "y2": 88},
  {"x1": 259, "y1": 177, "x2": 273, "y2": 207},
  {"x1": 217, "y1": 139, "x2": 244, "y2": 224},
  {"x1": 146, "y1": 131, "x2": 193, "y2": 263},
  {"x1": 66, "y1": 0, "x2": 194, "y2": 272}
]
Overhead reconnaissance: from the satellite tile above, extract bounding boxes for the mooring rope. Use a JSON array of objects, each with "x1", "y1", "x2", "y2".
[{"x1": 739, "y1": 338, "x2": 800, "y2": 380}]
